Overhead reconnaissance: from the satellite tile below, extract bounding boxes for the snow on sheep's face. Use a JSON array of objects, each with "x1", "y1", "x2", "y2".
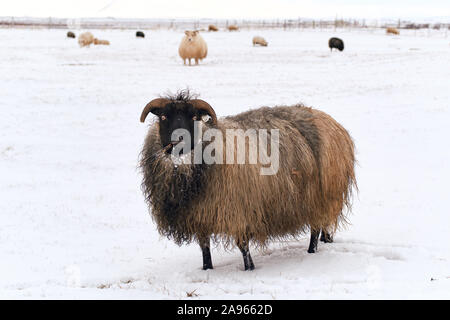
[{"x1": 184, "y1": 30, "x2": 199, "y2": 42}]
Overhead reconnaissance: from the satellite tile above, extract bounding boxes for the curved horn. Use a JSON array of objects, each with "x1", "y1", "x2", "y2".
[
  {"x1": 140, "y1": 98, "x2": 169, "y2": 123},
  {"x1": 190, "y1": 99, "x2": 217, "y2": 125}
]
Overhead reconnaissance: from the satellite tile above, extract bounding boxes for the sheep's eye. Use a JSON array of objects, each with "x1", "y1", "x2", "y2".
[
  {"x1": 202, "y1": 115, "x2": 211, "y2": 123},
  {"x1": 161, "y1": 115, "x2": 167, "y2": 121}
]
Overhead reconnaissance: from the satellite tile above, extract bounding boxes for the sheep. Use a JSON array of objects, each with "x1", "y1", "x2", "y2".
[
  {"x1": 78, "y1": 32, "x2": 94, "y2": 47},
  {"x1": 67, "y1": 31, "x2": 76, "y2": 38},
  {"x1": 386, "y1": 27, "x2": 400, "y2": 35},
  {"x1": 136, "y1": 31, "x2": 145, "y2": 38},
  {"x1": 178, "y1": 31, "x2": 208, "y2": 66},
  {"x1": 228, "y1": 25, "x2": 239, "y2": 31},
  {"x1": 208, "y1": 25, "x2": 219, "y2": 32},
  {"x1": 328, "y1": 37, "x2": 344, "y2": 51},
  {"x1": 139, "y1": 90, "x2": 357, "y2": 271},
  {"x1": 93, "y1": 38, "x2": 110, "y2": 45},
  {"x1": 252, "y1": 36, "x2": 268, "y2": 47}
]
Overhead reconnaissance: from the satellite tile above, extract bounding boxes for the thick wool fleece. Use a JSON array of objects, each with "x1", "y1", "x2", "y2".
[{"x1": 140, "y1": 104, "x2": 356, "y2": 248}]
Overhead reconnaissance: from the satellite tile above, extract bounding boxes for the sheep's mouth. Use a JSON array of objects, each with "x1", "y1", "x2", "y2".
[
  {"x1": 162, "y1": 142, "x2": 175, "y2": 154},
  {"x1": 162, "y1": 140, "x2": 185, "y2": 155}
]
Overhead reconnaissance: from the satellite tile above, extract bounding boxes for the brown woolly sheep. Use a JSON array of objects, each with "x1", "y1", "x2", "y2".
[
  {"x1": 208, "y1": 25, "x2": 219, "y2": 32},
  {"x1": 228, "y1": 25, "x2": 239, "y2": 31},
  {"x1": 386, "y1": 27, "x2": 400, "y2": 35},
  {"x1": 93, "y1": 38, "x2": 110, "y2": 45},
  {"x1": 252, "y1": 36, "x2": 268, "y2": 46},
  {"x1": 178, "y1": 31, "x2": 208, "y2": 66},
  {"x1": 78, "y1": 32, "x2": 95, "y2": 47},
  {"x1": 139, "y1": 91, "x2": 357, "y2": 271}
]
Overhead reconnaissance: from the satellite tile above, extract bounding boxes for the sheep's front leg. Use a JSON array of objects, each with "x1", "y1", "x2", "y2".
[
  {"x1": 188, "y1": 58, "x2": 191, "y2": 66},
  {"x1": 199, "y1": 237, "x2": 213, "y2": 270},
  {"x1": 195, "y1": 58, "x2": 199, "y2": 65},
  {"x1": 307, "y1": 229, "x2": 320, "y2": 253},
  {"x1": 238, "y1": 241, "x2": 255, "y2": 271}
]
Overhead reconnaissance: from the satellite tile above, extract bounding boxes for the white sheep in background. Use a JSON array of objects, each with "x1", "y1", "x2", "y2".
[
  {"x1": 253, "y1": 36, "x2": 268, "y2": 47},
  {"x1": 178, "y1": 31, "x2": 208, "y2": 66},
  {"x1": 78, "y1": 32, "x2": 94, "y2": 47},
  {"x1": 93, "y1": 38, "x2": 110, "y2": 45}
]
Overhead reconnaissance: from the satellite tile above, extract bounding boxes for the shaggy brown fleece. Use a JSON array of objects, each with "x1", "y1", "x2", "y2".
[
  {"x1": 208, "y1": 25, "x2": 219, "y2": 32},
  {"x1": 386, "y1": 27, "x2": 400, "y2": 35},
  {"x1": 140, "y1": 104, "x2": 356, "y2": 248}
]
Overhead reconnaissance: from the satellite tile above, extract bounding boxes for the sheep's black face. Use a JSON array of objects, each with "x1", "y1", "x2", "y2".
[
  {"x1": 141, "y1": 94, "x2": 217, "y2": 155},
  {"x1": 152, "y1": 102, "x2": 199, "y2": 154}
]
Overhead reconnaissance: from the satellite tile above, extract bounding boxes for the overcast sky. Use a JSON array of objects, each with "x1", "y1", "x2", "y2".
[{"x1": 1, "y1": 0, "x2": 449, "y2": 19}]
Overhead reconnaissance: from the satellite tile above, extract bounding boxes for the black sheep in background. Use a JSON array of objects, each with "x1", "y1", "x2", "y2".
[
  {"x1": 67, "y1": 31, "x2": 76, "y2": 38},
  {"x1": 136, "y1": 31, "x2": 145, "y2": 38},
  {"x1": 328, "y1": 37, "x2": 344, "y2": 51}
]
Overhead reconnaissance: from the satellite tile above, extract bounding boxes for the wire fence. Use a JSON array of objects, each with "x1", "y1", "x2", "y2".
[{"x1": 1, "y1": 17, "x2": 449, "y2": 31}]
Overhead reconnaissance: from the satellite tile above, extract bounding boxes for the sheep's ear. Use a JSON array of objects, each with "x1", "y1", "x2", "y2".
[
  {"x1": 193, "y1": 30, "x2": 199, "y2": 35},
  {"x1": 140, "y1": 98, "x2": 169, "y2": 123},
  {"x1": 190, "y1": 99, "x2": 217, "y2": 125},
  {"x1": 184, "y1": 31, "x2": 189, "y2": 36}
]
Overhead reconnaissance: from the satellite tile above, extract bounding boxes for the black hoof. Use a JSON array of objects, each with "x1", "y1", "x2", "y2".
[
  {"x1": 202, "y1": 265, "x2": 213, "y2": 270},
  {"x1": 307, "y1": 248, "x2": 316, "y2": 254},
  {"x1": 244, "y1": 265, "x2": 255, "y2": 271},
  {"x1": 243, "y1": 256, "x2": 255, "y2": 271}
]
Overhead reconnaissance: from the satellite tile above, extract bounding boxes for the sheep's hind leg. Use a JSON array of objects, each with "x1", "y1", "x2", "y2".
[
  {"x1": 307, "y1": 229, "x2": 320, "y2": 253},
  {"x1": 238, "y1": 241, "x2": 255, "y2": 271},
  {"x1": 320, "y1": 229, "x2": 334, "y2": 243},
  {"x1": 199, "y1": 237, "x2": 213, "y2": 270}
]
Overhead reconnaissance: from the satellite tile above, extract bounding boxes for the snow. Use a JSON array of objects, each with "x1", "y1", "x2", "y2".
[{"x1": 0, "y1": 27, "x2": 449, "y2": 299}]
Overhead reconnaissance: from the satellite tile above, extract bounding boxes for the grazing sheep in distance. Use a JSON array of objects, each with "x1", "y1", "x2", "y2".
[
  {"x1": 178, "y1": 31, "x2": 208, "y2": 66},
  {"x1": 136, "y1": 31, "x2": 145, "y2": 38},
  {"x1": 93, "y1": 38, "x2": 110, "y2": 45},
  {"x1": 328, "y1": 37, "x2": 344, "y2": 51},
  {"x1": 139, "y1": 90, "x2": 357, "y2": 271},
  {"x1": 67, "y1": 31, "x2": 76, "y2": 38},
  {"x1": 208, "y1": 25, "x2": 219, "y2": 32},
  {"x1": 78, "y1": 32, "x2": 94, "y2": 47},
  {"x1": 252, "y1": 36, "x2": 268, "y2": 46},
  {"x1": 228, "y1": 25, "x2": 239, "y2": 31},
  {"x1": 386, "y1": 27, "x2": 400, "y2": 35}
]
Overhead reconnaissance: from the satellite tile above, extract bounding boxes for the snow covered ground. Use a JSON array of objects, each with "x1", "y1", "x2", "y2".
[{"x1": 0, "y1": 27, "x2": 449, "y2": 299}]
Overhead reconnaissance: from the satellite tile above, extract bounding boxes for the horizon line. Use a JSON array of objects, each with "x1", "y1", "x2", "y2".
[{"x1": 1, "y1": 15, "x2": 450, "y2": 22}]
